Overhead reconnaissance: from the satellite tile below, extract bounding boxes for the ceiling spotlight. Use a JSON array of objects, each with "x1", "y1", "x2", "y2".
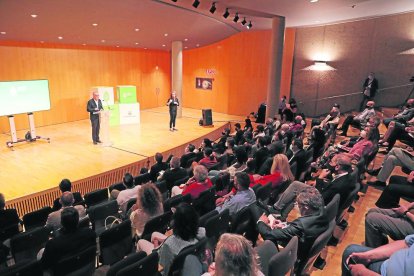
[
  {"x1": 209, "y1": 2, "x2": 216, "y2": 14},
  {"x1": 184, "y1": 38, "x2": 188, "y2": 41},
  {"x1": 0, "y1": 31, "x2": 6, "y2": 35},
  {"x1": 223, "y1": 8, "x2": 229, "y2": 18},
  {"x1": 134, "y1": 28, "x2": 140, "y2": 32},
  {"x1": 241, "y1": 17, "x2": 247, "y2": 25},
  {"x1": 31, "y1": 14, "x2": 38, "y2": 18},
  {"x1": 58, "y1": 36, "x2": 63, "y2": 40},
  {"x1": 101, "y1": 39, "x2": 106, "y2": 42},
  {"x1": 192, "y1": 0, "x2": 200, "y2": 8},
  {"x1": 135, "y1": 42, "x2": 139, "y2": 45},
  {"x1": 92, "y1": 23, "x2": 98, "y2": 26},
  {"x1": 247, "y1": 21, "x2": 252, "y2": 29},
  {"x1": 233, "y1": 13, "x2": 239, "y2": 23}
]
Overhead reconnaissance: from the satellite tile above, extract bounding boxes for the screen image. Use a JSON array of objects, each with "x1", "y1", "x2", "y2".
[{"x1": 0, "y1": 79, "x2": 51, "y2": 116}]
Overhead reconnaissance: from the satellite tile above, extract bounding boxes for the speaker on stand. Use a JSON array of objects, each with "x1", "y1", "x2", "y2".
[{"x1": 201, "y1": 109, "x2": 213, "y2": 127}]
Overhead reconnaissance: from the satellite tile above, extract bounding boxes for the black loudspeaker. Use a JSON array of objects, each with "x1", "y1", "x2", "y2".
[{"x1": 202, "y1": 109, "x2": 213, "y2": 126}]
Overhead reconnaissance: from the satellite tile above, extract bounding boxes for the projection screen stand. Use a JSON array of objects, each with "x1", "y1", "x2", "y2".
[{"x1": 6, "y1": 113, "x2": 50, "y2": 150}]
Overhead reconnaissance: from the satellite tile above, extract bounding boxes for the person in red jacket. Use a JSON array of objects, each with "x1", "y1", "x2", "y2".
[{"x1": 171, "y1": 165, "x2": 212, "y2": 199}]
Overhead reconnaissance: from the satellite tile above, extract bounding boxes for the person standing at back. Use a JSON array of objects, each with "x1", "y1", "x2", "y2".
[
  {"x1": 359, "y1": 72, "x2": 379, "y2": 111},
  {"x1": 86, "y1": 91, "x2": 103, "y2": 144},
  {"x1": 167, "y1": 91, "x2": 179, "y2": 131}
]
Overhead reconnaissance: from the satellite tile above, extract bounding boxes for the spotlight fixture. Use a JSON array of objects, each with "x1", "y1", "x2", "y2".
[
  {"x1": 223, "y1": 8, "x2": 229, "y2": 18},
  {"x1": 241, "y1": 17, "x2": 247, "y2": 25},
  {"x1": 192, "y1": 0, "x2": 200, "y2": 8},
  {"x1": 209, "y1": 2, "x2": 216, "y2": 14},
  {"x1": 233, "y1": 13, "x2": 239, "y2": 23},
  {"x1": 247, "y1": 21, "x2": 252, "y2": 29}
]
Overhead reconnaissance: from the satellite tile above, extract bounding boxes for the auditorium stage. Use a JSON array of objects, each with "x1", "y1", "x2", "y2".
[{"x1": 0, "y1": 107, "x2": 244, "y2": 201}]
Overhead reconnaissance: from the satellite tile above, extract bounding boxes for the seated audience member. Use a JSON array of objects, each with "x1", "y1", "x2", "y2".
[
  {"x1": 215, "y1": 172, "x2": 256, "y2": 216},
  {"x1": 367, "y1": 147, "x2": 414, "y2": 188},
  {"x1": 40, "y1": 207, "x2": 96, "y2": 271},
  {"x1": 286, "y1": 138, "x2": 306, "y2": 179},
  {"x1": 271, "y1": 154, "x2": 353, "y2": 219},
  {"x1": 341, "y1": 127, "x2": 376, "y2": 161},
  {"x1": 171, "y1": 165, "x2": 212, "y2": 199},
  {"x1": 273, "y1": 123, "x2": 293, "y2": 149},
  {"x1": 233, "y1": 123, "x2": 244, "y2": 145},
  {"x1": 253, "y1": 136, "x2": 270, "y2": 173},
  {"x1": 264, "y1": 118, "x2": 278, "y2": 137},
  {"x1": 380, "y1": 118, "x2": 414, "y2": 153},
  {"x1": 342, "y1": 234, "x2": 414, "y2": 276},
  {"x1": 52, "y1": 179, "x2": 83, "y2": 211},
  {"x1": 255, "y1": 187, "x2": 328, "y2": 263},
  {"x1": 364, "y1": 202, "x2": 414, "y2": 248},
  {"x1": 137, "y1": 202, "x2": 205, "y2": 275},
  {"x1": 257, "y1": 140, "x2": 286, "y2": 175},
  {"x1": 197, "y1": 147, "x2": 218, "y2": 170},
  {"x1": 180, "y1": 144, "x2": 197, "y2": 168},
  {"x1": 254, "y1": 154, "x2": 294, "y2": 188},
  {"x1": 46, "y1": 192, "x2": 87, "y2": 232},
  {"x1": 150, "y1": 152, "x2": 169, "y2": 182},
  {"x1": 375, "y1": 171, "x2": 414, "y2": 209},
  {"x1": 383, "y1": 98, "x2": 414, "y2": 128},
  {"x1": 200, "y1": 138, "x2": 213, "y2": 152},
  {"x1": 244, "y1": 118, "x2": 253, "y2": 132},
  {"x1": 130, "y1": 183, "x2": 164, "y2": 238},
  {"x1": 253, "y1": 125, "x2": 266, "y2": 140},
  {"x1": 139, "y1": 167, "x2": 149, "y2": 175},
  {"x1": 159, "y1": 156, "x2": 188, "y2": 190},
  {"x1": 224, "y1": 137, "x2": 236, "y2": 156},
  {"x1": 182, "y1": 233, "x2": 262, "y2": 276},
  {"x1": 338, "y1": 100, "x2": 376, "y2": 136},
  {"x1": 209, "y1": 146, "x2": 248, "y2": 181},
  {"x1": 288, "y1": 115, "x2": 304, "y2": 137},
  {"x1": 112, "y1": 173, "x2": 141, "y2": 211},
  {"x1": 311, "y1": 105, "x2": 340, "y2": 132}
]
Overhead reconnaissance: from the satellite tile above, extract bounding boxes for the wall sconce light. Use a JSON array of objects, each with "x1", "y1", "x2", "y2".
[
  {"x1": 399, "y1": 48, "x2": 414, "y2": 55},
  {"x1": 303, "y1": 60, "x2": 336, "y2": 71}
]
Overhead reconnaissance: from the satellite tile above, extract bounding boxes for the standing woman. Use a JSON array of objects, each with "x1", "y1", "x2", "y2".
[{"x1": 167, "y1": 91, "x2": 179, "y2": 131}]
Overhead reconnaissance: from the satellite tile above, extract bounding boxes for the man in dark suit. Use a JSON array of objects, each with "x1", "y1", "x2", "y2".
[
  {"x1": 40, "y1": 207, "x2": 96, "y2": 271},
  {"x1": 359, "y1": 72, "x2": 379, "y2": 112},
  {"x1": 180, "y1": 144, "x2": 197, "y2": 168},
  {"x1": 255, "y1": 187, "x2": 328, "y2": 263},
  {"x1": 150, "y1": 152, "x2": 169, "y2": 182},
  {"x1": 86, "y1": 91, "x2": 103, "y2": 144},
  {"x1": 159, "y1": 156, "x2": 188, "y2": 191},
  {"x1": 270, "y1": 154, "x2": 353, "y2": 219},
  {"x1": 287, "y1": 138, "x2": 307, "y2": 180},
  {"x1": 253, "y1": 136, "x2": 270, "y2": 173}
]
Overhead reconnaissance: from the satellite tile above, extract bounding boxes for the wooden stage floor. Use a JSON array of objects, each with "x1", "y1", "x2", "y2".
[{"x1": 0, "y1": 107, "x2": 243, "y2": 200}]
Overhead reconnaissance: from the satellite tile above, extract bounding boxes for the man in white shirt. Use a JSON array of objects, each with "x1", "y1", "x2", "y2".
[
  {"x1": 339, "y1": 101, "x2": 376, "y2": 136},
  {"x1": 116, "y1": 173, "x2": 141, "y2": 213}
]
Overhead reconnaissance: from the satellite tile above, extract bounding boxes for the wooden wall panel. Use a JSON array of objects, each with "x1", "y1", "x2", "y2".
[
  {"x1": 0, "y1": 42, "x2": 171, "y2": 133},
  {"x1": 182, "y1": 30, "x2": 296, "y2": 116}
]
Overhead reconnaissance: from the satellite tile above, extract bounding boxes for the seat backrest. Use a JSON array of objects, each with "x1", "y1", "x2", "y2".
[
  {"x1": 296, "y1": 220, "x2": 336, "y2": 275},
  {"x1": 325, "y1": 194, "x2": 340, "y2": 222},
  {"x1": 255, "y1": 240, "x2": 278, "y2": 276},
  {"x1": 106, "y1": 251, "x2": 147, "y2": 276},
  {"x1": 199, "y1": 210, "x2": 219, "y2": 227},
  {"x1": 108, "y1": 182, "x2": 126, "y2": 193},
  {"x1": 163, "y1": 193, "x2": 192, "y2": 211},
  {"x1": 252, "y1": 184, "x2": 261, "y2": 195},
  {"x1": 141, "y1": 211, "x2": 173, "y2": 241},
  {"x1": 230, "y1": 203, "x2": 258, "y2": 245},
  {"x1": 256, "y1": 183, "x2": 272, "y2": 203},
  {"x1": 84, "y1": 188, "x2": 108, "y2": 207},
  {"x1": 269, "y1": 236, "x2": 298, "y2": 276},
  {"x1": 99, "y1": 220, "x2": 133, "y2": 265},
  {"x1": 10, "y1": 226, "x2": 51, "y2": 263},
  {"x1": 337, "y1": 182, "x2": 361, "y2": 223},
  {"x1": 0, "y1": 223, "x2": 20, "y2": 243},
  {"x1": 185, "y1": 156, "x2": 198, "y2": 168},
  {"x1": 117, "y1": 252, "x2": 159, "y2": 276},
  {"x1": 78, "y1": 216, "x2": 91, "y2": 229},
  {"x1": 87, "y1": 200, "x2": 119, "y2": 233},
  {"x1": 134, "y1": 173, "x2": 151, "y2": 186},
  {"x1": 52, "y1": 244, "x2": 97, "y2": 276},
  {"x1": 22, "y1": 206, "x2": 52, "y2": 231},
  {"x1": 168, "y1": 238, "x2": 207, "y2": 276},
  {"x1": 172, "y1": 176, "x2": 190, "y2": 188},
  {"x1": 290, "y1": 162, "x2": 297, "y2": 180},
  {"x1": 0, "y1": 259, "x2": 43, "y2": 276},
  {"x1": 193, "y1": 186, "x2": 216, "y2": 216},
  {"x1": 205, "y1": 209, "x2": 230, "y2": 241}
]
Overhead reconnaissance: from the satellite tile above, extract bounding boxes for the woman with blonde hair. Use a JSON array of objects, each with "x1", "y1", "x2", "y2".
[
  {"x1": 255, "y1": 154, "x2": 294, "y2": 188},
  {"x1": 130, "y1": 183, "x2": 163, "y2": 237}
]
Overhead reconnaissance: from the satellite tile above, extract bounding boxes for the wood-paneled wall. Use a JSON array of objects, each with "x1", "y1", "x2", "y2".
[
  {"x1": 0, "y1": 41, "x2": 171, "y2": 133},
  {"x1": 182, "y1": 29, "x2": 296, "y2": 116}
]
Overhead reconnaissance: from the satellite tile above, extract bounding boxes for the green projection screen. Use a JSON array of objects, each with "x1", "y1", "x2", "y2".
[{"x1": 0, "y1": 79, "x2": 51, "y2": 116}]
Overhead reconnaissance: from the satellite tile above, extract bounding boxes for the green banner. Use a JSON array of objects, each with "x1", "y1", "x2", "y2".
[
  {"x1": 117, "y1": 86, "x2": 137, "y2": 104},
  {"x1": 108, "y1": 103, "x2": 120, "y2": 126}
]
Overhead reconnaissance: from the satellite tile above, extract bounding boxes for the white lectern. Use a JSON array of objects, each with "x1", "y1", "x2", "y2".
[{"x1": 99, "y1": 110, "x2": 112, "y2": 147}]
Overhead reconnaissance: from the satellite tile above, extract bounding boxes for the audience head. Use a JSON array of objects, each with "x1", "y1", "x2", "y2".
[
  {"x1": 155, "y1": 152, "x2": 163, "y2": 164},
  {"x1": 171, "y1": 202, "x2": 199, "y2": 241},
  {"x1": 368, "y1": 72, "x2": 375, "y2": 80},
  {"x1": 123, "y1": 173, "x2": 134, "y2": 188},
  {"x1": 60, "y1": 207, "x2": 79, "y2": 233},
  {"x1": 257, "y1": 136, "x2": 266, "y2": 148},
  {"x1": 226, "y1": 137, "x2": 235, "y2": 149},
  {"x1": 272, "y1": 140, "x2": 285, "y2": 155},
  {"x1": 215, "y1": 233, "x2": 259, "y2": 276},
  {"x1": 139, "y1": 167, "x2": 149, "y2": 175},
  {"x1": 406, "y1": 99, "x2": 414, "y2": 108},
  {"x1": 366, "y1": 101, "x2": 375, "y2": 109},
  {"x1": 222, "y1": 128, "x2": 230, "y2": 136},
  {"x1": 193, "y1": 165, "x2": 209, "y2": 182},
  {"x1": 291, "y1": 138, "x2": 303, "y2": 151},
  {"x1": 271, "y1": 154, "x2": 294, "y2": 182},
  {"x1": 246, "y1": 159, "x2": 256, "y2": 174},
  {"x1": 0, "y1": 193, "x2": 5, "y2": 209},
  {"x1": 289, "y1": 98, "x2": 296, "y2": 105},
  {"x1": 368, "y1": 116, "x2": 381, "y2": 128},
  {"x1": 234, "y1": 172, "x2": 251, "y2": 191},
  {"x1": 202, "y1": 138, "x2": 213, "y2": 149},
  {"x1": 136, "y1": 183, "x2": 163, "y2": 216},
  {"x1": 235, "y1": 123, "x2": 241, "y2": 130},
  {"x1": 296, "y1": 187, "x2": 324, "y2": 216},
  {"x1": 256, "y1": 125, "x2": 264, "y2": 133},
  {"x1": 330, "y1": 106, "x2": 340, "y2": 117},
  {"x1": 204, "y1": 147, "x2": 214, "y2": 160},
  {"x1": 331, "y1": 154, "x2": 352, "y2": 174},
  {"x1": 234, "y1": 146, "x2": 248, "y2": 164},
  {"x1": 186, "y1": 144, "x2": 196, "y2": 153},
  {"x1": 60, "y1": 192, "x2": 75, "y2": 207},
  {"x1": 170, "y1": 156, "x2": 181, "y2": 169},
  {"x1": 59, "y1": 179, "x2": 72, "y2": 193},
  {"x1": 294, "y1": 115, "x2": 303, "y2": 124},
  {"x1": 245, "y1": 118, "x2": 252, "y2": 128}
]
